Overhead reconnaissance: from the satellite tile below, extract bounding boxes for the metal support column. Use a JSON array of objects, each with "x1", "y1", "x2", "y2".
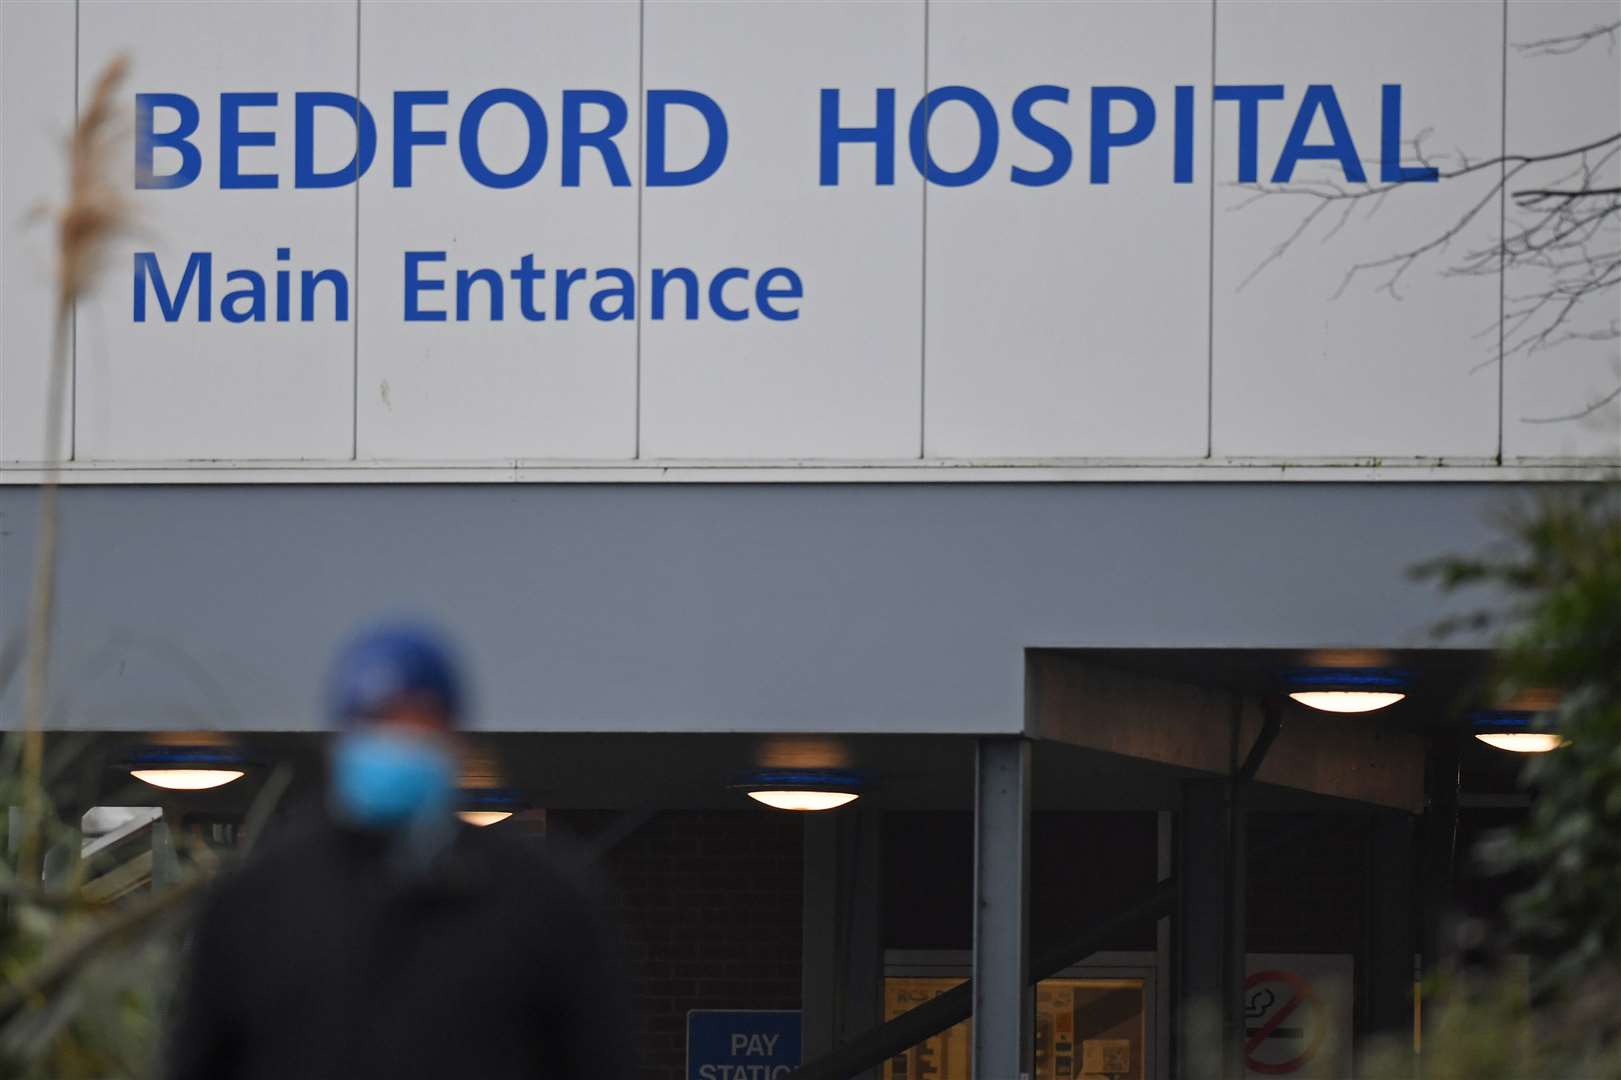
[
  {"x1": 1420, "y1": 731, "x2": 1463, "y2": 962},
  {"x1": 1365, "y1": 811, "x2": 1418, "y2": 1058},
  {"x1": 1417, "y1": 728, "x2": 1464, "y2": 1061},
  {"x1": 973, "y1": 736, "x2": 1032, "y2": 1080},
  {"x1": 802, "y1": 813, "x2": 839, "y2": 1062},
  {"x1": 151, "y1": 811, "x2": 182, "y2": 889},
  {"x1": 1222, "y1": 784, "x2": 1248, "y2": 1080},
  {"x1": 1177, "y1": 779, "x2": 1228, "y2": 1080},
  {"x1": 1155, "y1": 810, "x2": 1174, "y2": 1080},
  {"x1": 802, "y1": 806, "x2": 884, "y2": 1078},
  {"x1": 841, "y1": 805, "x2": 883, "y2": 1079}
]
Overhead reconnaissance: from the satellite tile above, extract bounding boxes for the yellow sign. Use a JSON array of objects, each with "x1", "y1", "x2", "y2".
[{"x1": 883, "y1": 977, "x2": 1145, "y2": 1080}]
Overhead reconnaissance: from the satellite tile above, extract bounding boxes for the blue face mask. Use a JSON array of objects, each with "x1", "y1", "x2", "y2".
[{"x1": 331, "y1": 729, "x2": 455, "y2": 829}]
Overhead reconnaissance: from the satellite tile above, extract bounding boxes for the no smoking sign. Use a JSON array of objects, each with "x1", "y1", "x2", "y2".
[
  {"x1": 1233, "y1": 955, "x2": 1354, "y2": 1079},
  {"x1": 1243, "y1": 969, "x2": 1329, "y2": 1075}
]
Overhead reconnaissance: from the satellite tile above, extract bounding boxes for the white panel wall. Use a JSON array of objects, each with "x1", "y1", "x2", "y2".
[
  {"x1": 357, "y1": 0, "x2": 639, "y2": 461},
  {"x1": 1211, "y1": 0, "x2": 1504, "y2": 460},
  {"x1": 0, "y1": 0, "x2": 1614, "y2": 478},
  {"x1": 75, "y1": 0, "x2": 356, "y2": 461},
  {"x1": 0, "y1": 0, "x2": 75, "y2": 464},
  {"x1": 925, "y1": 0, "x2": 1212, "y2": 459},
  {"x1": 638, "y1": 0, "x2": 925, "y2": 460},
  {"x1": 1501, "y1": 0, "x2": 1621, "y2": 459}
]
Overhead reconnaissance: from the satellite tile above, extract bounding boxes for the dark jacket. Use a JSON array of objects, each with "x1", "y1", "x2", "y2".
[{"x1": 166, "y1": 807, "x2": 630, "y2": 1080}]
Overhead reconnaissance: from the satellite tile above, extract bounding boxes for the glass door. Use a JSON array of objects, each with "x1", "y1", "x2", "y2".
[{"x1": 883, "y1": 952, "x2": 1157, "y2": 1080}]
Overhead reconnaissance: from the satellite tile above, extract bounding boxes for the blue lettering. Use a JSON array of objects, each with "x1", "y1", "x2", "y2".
[
  {"x1": 1010, "y1": 85, "x2": 1071, "y2": 187},
  {"x1": 820, "y1": 88, "x2": 896, "y2": 186},
  {"x1": 133, "y1": 251, "x2": 211, "y2": 322},
  {"x1": 1214, "y1": 84, "x2": 1284, "y2": 183},
  {"x1": 562, "y1": 90, "x2": 631, "y2": 187},
  {"x1": 590, "y1": 268, "x2": 635, "y2": 320},
  {"x1": 456, "y1": 267, "x2": 504, "y2": 320},
  {"x1": 755, "y1": 268, "x2": 802, "y2": 321},
  {"x1": 394, "y1": 90, "x2": 449, "y2": 187},
  {"x1": 221, "y1": 269, "x2": 264, "y2": 323},
  {"x1": 1273, "y1": 84, "x2": 1364, "y2": 183},
  {"x1": 135, "y1": 93, "x2": 202, "y2": 189},
  {"x1": 646, "y1": 90, "x2": 729, "y2": 186},
  {"x1": 301, "y1": 268, "x2": 349, "y2": 321},
  {"x1": 295, "y1": 92, "x2": 376, "y2": 188},
  {"x1": 460, "y1": 88, "x2": 548, "y2": 188},
  {"x1": 404, "y1": 251, "x2": 447, "y2": 321},
  {"x1": 220, "y1": 92, "x2": 278, "y2": 189},
  {"x1": 1174, "y1": 85, "x2": 1194, "y2": 183},
  {"x1": 910, "y1": 86, "x2": 999, "y2": 187},
  {"x1": 510, "y1": 254, "x2": 547, "y2": 320},
  {"x1": 554, "y1": 267, "x2": 588, "y2": 320},
  {"x1": 652, "y1": 267, "x2": 699, "y2": 320},
  {"x1": 1380, "y1": 85, "x2": 1438, "y2": 183},
  {"x1": 1090, "y1": 86, "x2": 1155, "y2": 184},
  {"x1": 708, "y1": 267, "x2": 751, "y2": 321},
  {"x1": 275, "y1": 247, "x2": 291, "y2": 322}
]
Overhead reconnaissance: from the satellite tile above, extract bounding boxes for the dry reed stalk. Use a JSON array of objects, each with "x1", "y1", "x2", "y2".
[{"x1": 18, "y1": 55, "x2": 131, "y2": 880}]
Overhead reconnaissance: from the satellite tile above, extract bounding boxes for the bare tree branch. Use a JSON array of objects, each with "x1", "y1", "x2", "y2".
[
  {"x1": 1517, "y1": 20, "x2": 1620, "y2": 58},
  {"x1": 1233, "y1": 40, "x2": 1621, "y2": 432},
  {"x1": 1523, "y1": 384, "x2": 1621, "y2": 424},
  {"x1": 1516, "y1": 186, "x2": 1621, "y2": 204}
]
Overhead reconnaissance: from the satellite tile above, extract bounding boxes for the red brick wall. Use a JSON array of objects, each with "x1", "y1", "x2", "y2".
[
  {"x1": 888, "y1": 810, "x2": 1377, "y2": 956},
  {"x1": 559, "y1": 807, "x2": 1379, "y2": 1080},
  {"x1": 559, "y1": 810, "x2": 804, "y2": 1080},
  {"x1": 884, "y1": 812, "x2": 1161, "y2": 952}
]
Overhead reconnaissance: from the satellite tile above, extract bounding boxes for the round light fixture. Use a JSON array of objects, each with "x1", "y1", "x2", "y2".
[
  {"x1": 457, "y1": 810, "x2": 515, "y2": 827},
  {"x1": 1471, "y1": 711, "x2": 1564, "y2": 754},
  {"x1": 1475, "y1": 732, "x2": 1563, "y2": 754},
  {"x1": 1287, "y1": 690, "x2": 1407, "y2": 713},
  {"x1": 738, "y1": 771, "x2": 861, "y2": 812},
  {"x1": 1287, "y1": 670, "x2": 1407, "y2": 714},
  {"x1": 748, "y1": 790, "x2": 859, "y2": 812},
  {"x1": 127, "y1": 747, "x2": 247, "y2": 791},
  {"x1": 131, "y1": 768, "x2": 246, "y2": 791},
  {"x1": 457, "y1": 788, "x2": 527, "y2": 827}
]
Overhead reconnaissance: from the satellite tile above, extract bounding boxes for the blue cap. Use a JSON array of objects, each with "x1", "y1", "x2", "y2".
[{"x1": 328, "y1": 622, "x2": 464, "y2": 726}]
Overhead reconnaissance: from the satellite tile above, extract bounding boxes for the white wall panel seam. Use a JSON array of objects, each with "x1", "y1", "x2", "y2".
[
  {"x1": 1496, "y1": 0, "x2": 1508, "y2": 465},
  {"x1": 1206, "y1": 0, "x2": 1219, "y2": 460},
  {"x1": 636, "y1": 0, "x2": 646, "y2": 460},
  {"x1": 919, "y1": 0, "x2": 931, "y2": 460},
  {"x1": 351, "y1": 0, "x2": 361, "y2": 461},
  {"x1": 71, "y1": 0, "x2": 80, "y2": 462}
]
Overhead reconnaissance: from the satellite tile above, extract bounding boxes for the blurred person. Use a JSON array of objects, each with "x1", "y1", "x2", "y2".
[{"x1": 166, "y1": 623, "x2": 629, "y2": 1080}]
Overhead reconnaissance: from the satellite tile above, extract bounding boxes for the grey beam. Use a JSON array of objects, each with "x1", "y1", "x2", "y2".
[
  {"x1": 973, "y1": 736, "x2": 1031, "y2": 1080},
  {"x1": 802, "y1": 814, "x2": 839, "y2": 1060}
]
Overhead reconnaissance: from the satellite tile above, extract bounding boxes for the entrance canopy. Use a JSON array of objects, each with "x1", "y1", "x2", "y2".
[{"x1": 1, "y1": 482, "x2": 1505, "y2": 737}]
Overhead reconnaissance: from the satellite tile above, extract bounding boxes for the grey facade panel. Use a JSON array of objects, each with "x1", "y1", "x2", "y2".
[{"x1": 0, "y1": 483, "x2": 1506, "y2": 734}]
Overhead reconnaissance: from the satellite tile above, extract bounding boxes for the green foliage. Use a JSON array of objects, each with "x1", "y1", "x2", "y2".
[
  {"x1": 1420, "y1": 487, "x2": 1621, "y2": 989},
  {"x1": 0, "y1": 733, "x2": 192, "y2": 1080},
  {"x1": 1354, "y1": 963, "x2": 1621, "y2": 1080},
  {"x1": 1407, "y1": 486, "x2": 1621, "y2": 1077},
  {"x1": 0, "y1": 52, "x2": 205, "y2": 1079}
]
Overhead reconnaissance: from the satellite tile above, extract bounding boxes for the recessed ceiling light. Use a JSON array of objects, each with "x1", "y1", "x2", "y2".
[
  {"x1": 457, "y1": 810, "x2": 515, "y2": 827},
  {"x1": 1471, "y1": 711, "x2": 1563, "y2": 754},
  {"x1": 127, "y1": 747, "x2": 248, "y2": 790},
  {"x1": 738, "y1": 770, "x2": 861, "y2": 812},
  {"x1": 457, "y1": 788, "x2": 527, "y2": 827},
  {"x1": 131, "y1": 768, "x2": 245, "y2": 790},
  {"x1": 1475, "y1": 732, "x2": 1563, "y2": 754},
  {"x1": 747, "y1": 790, "x2": 859, "y2": 812},
  {"x1": 1287, "y1": 669, "x2": 1407, "y2": 714},
  {"x1": 1287, "y1": 690, "x2": 1407, "y2": 714}
]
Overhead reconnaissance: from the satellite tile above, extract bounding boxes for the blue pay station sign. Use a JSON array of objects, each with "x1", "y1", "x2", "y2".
[{"x1": 687, "y1": 1009, "x2": 802, "y2": 1080}]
